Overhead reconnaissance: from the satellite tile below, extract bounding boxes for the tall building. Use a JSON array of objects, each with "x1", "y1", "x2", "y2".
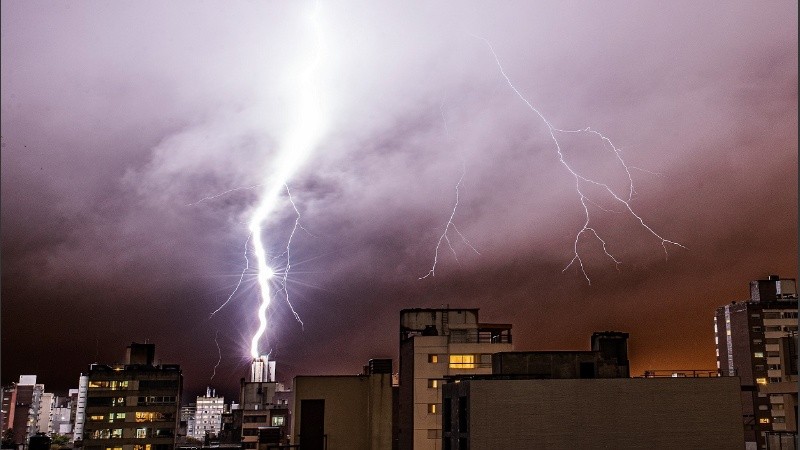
[
  {"x1": 3, "y1": 376, "x2": 46, "y2": 446},
  {"x1": 36, "y1": 393, "x2": 54, "y2": 435},
  {"x1": 72, "y1": 376, "x2": 88, "y2": 443},
  {"x1": 714, "y1": 275, "x2": 798, "y2": 449},
  {"x1": 234, "y1": 358, "x2": 290, "y2": 449},
  {"x1": 190, "y1": 388, "x2": 224, "y2": 441},
  {"x1": 398, "y1": 308, "x2": 513, "y2": 450},
  {"x1": 81, "y1": 343, "x2": 182, "y2": 450}
]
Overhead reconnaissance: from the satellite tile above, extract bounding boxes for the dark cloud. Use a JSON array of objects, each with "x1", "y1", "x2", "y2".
[{"x1": 2, "y1": 1, "x2": 796, "y2": 399}]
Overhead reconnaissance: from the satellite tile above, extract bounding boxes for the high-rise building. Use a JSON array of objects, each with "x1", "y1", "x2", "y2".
[
  {"x1": 72, "y1": 376, "x2": 88, "y2": 443},
  {"x1": 36, "y1": 393, "x2": 54, "y2": 435},
  {"x1": 81, "y1": 343, "x2": 182, "y2": 450},
  {"x1": 236, "y1": 359, "x2": 290, "y2": 449},
  {"x1": 398, "y1": 308, "x2": 513, "y2": 450},
  {"x1": 3, "y1": 376, "x2": 46, "y2": 446},
  {"x1": 191, "y1": 387, "x2": 224, "y2": 441},
  {"x1": 714, "y1": 275, "x2": 798, "y2": 449}
]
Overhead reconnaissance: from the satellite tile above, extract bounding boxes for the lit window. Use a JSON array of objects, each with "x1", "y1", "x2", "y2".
[
  {"x1": 756, "y1": 378, "x2": 768, "y2": 385},
  {"x1": 754, "y1": 352, "x2": 764, "y2": 358},
  {"x1": 759, "y1": 418, "x2": 770, "y2": 424},
  {"x1": 136, "y1": 428, "x2": 148, "y2": 438},
  {"x1": 449, "y1": 354, "x2": 475, "y2": 369},
  {"x1": 428, "y1": 354, "x2": 438, "y2": 364},
  {"x1": 428, "y1": 404, "x2": 439, "y2": 414},
  {"x1": 110, "y1": 429, "x2": 122, "y2": 438},
  {"x1": 90, "y1": 415, "x2": 105, "y2": 422},
  {"x1": 726, "y1": 330, "x2": 731, "y2": 336},
  {"x1": 428, "y1": 379, "x2": 439, "y2": 389},
  {"x1": 271, "y1": 415, "x2": 285, "y2": 427}
]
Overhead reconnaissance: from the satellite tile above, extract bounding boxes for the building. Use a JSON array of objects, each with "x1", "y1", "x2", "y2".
[
  {"x1": 36, "y1": 393, "x2": 54, "y2": 435},
  {"x1": 291, "y1": 359, "x2": 394, "y2": 450},
  {"x1": 2, "y1": 375, "x2": 46, "y2": 446},
  {"x1": 81, "y1": 343, "x2": 182, "y2": 450},
  {"x1": 234, "y1": 357, "x2": 290, "y2": 449},
  {"x1": 398, "y1": 308, "x2": 513, "y2": 450},
  {"x1": 442, "y1": 377, "x2": 745, "y2": 450},
  {"x1": 714, "y1": 275, "x2": 798, "y2": 449},
  {"x1": 179, "y1": 405, "x2": 196, "y2": 442},
  {"x1": 491, "y1": 331, "x2": 630, "y2": 378},
  {"x1": 50, "y1": 396, "x2": 73, "y2": 437},
  {"x1": 72, "y1": 376, "x2": 88, "y2": 443},
  {"x1": 190, "y1": 388, "x2": 224, "y2": 441}
]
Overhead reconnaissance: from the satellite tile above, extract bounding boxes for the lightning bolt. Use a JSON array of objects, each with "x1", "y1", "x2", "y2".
[
  {"x1": 209, "y1": 233, "x2": 251, "y2": 319},
  {"x1": 421, "y1": 163, "x2": 480, "y2": 279},
  {"x1": 476, "y1": 36, "x2": 685, "y2": 284},
  {"x1": 186, "y1": 184, "x2": 262, "y2": 207},
  {"x1": 210, "y1": 330, "x2": 222, "y2": 382},
  {"x1": 248, "y1": 3, "x2": 327, "y2": 360}
]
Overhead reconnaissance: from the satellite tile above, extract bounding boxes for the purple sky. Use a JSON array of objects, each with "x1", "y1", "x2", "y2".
[{"x1": 2, "y1": 1, "x2": 797, "y2": 400}]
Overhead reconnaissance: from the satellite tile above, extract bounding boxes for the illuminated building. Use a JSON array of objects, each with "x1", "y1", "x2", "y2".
[
  {"x1": 291, "y1": 359, "x2": 394, "y2": 450},
  {"x1": 398, "y1": 308, "x2": 513, "y2": 450},
  {"x1": 81, "y1": 343, "x2": 182, "y2": 450},
  {"x1": 714, "y1": 275, "x2": 798, "y2": 449},
  {"x1": 2, "y1": 375, "x2": 46, "y2": 446},
  {"x1": 229, "y1": 359, "x2": 290, "y2": 449},
  {"x1": 190, "y1": 387, "x2": 224, "y2": 441}
]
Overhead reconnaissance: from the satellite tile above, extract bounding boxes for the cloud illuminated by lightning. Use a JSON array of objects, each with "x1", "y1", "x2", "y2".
[
  {"x1": 248, "y1": 3, "x2": 327, "y2": 360},
  {"x1": 476, "y1": 36, "x2": 685, "y2": 283}
]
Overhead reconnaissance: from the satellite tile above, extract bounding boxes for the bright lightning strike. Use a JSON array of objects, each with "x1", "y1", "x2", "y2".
[
  {"x1": 248, "y1": 3, "x2": 327, "y2": 360},
  {"x1": 210, "y1": 330, "x2": 222, "y2": 382},
  {"x1": 477, "y1": 36, "x2": 685, "y2": 284}
]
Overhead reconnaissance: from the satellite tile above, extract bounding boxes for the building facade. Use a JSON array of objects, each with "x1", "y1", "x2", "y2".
[
  {"x1": 398, "y1": 308, "x2": 513, "y2": 450},
  {"x1": 714, "y1": 275, "x2": 798, "y2": 449},
  {"x1": 442, "y1": 377, "x2": 745, "y2": 450},
  {"x1": 81, "y1": 343, "x2": 182, "y2": 450},
  {"x1": 292, "y1": 359, "x2": 394, "y2": 450},
  {"x1": 2, "y1": 376, "x2": 46, "y2": 446},
  {"x1": 190, "y1": 388, "x2": 223, "y2": 441}
]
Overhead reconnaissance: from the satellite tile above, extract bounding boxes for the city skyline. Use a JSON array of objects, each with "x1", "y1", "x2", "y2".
[{"x1": 2, "y1": 0, "x2": 797, "y2": 399}]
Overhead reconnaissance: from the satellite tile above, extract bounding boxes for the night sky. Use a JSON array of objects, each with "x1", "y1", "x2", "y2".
[{"x1": 2, "y1": 1, "x2": 797, "y2": 401}]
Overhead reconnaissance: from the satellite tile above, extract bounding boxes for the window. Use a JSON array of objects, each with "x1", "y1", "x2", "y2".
[
  {"x1": 756, "y1": 378, "x2": 768, "y2": 385},
  {"x1": 90, "y1": 415, "x2": 105, "y2": 422},
  {"x1": 429, "y1": 379, "x2": 440, "y2": 389},
  {"x1": 753, "y1": 339, "x2": 763, "y2": 344},
  {"x1": 759, "y1": 418, "x2": 770, "y2": 424},
  {"x1": 428, "y1": 403, "x2": 440, "y2": 414},
  {"x1": 112, "y1": 397, "x2": 125, "y2": 406},
  {"x1": 271, "y1": 415, "x2": 285, "y2": 427},
  {"x1": 754, "y1": 352, "x2": 764, "y2": 358},
  {"x1": 428, "y1": 354, "x2": 439, "y2": 364},
  {"x1": 449, "y1": 355, "x2": 475, "y2": 369},
  {"x1": 136, "y1": 428, "x2": 148, "y2": 439},
  {"x1": 110, "y1": 429, "x2": 122, "y2": 438},
  {"x1": 133, "y1": 445, "x2": 152, "y2": 450}
]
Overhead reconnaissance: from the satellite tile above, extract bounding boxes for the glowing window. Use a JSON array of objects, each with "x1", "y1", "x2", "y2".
[
  {"x1": 135, "y1": 412, "x2": 159, "y2": 422},
  {"x1": 754, "y1": 352, "x2": 764, "y2": 358},
  {"x1": 756, "y1": 378, "x2": 768, "y2": 385},
  {"x1": 428, "y1": 379, "x2": 439, "y2": 389},
  {"x1": 271, "y1": 415, "x2": 285, "y2": 427},
  {"x1": 89, "y1": 415, "x2": 105, "y2": 422},
  {"x1": 428, "y1": 354, "x2": 438, "y2": 364},
  {"x1": 428, "y1": 403, "x2": 439, "y2": 414},
  {"x1": 759, "y1": 418, "x2": 770, "y2": 424},
  {"x1": 449, "y1": 354, "x2": 475, "y2": 369},
  {"x1": 136, "y1": 428, "x2": 147, "y2": 439},
  {"x1": 110, "y1": 429, "x2": 122, "y2": 438}
]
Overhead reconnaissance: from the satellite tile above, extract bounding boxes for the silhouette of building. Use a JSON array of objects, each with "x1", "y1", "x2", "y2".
[
  {"x1": 398, "y1": 308, "x2": 513, "y2": 450},
  {"x1": 442, "y1": 377, "x2": 745, "y2": 450},
  {"x1": 714, "y1": 275, "x2": 798, "y2": 449},
  {"x1": 81, "y1": 343, "x2": 182, "y2": 450},
  {"x1": 291, "y1": 359, "x2": 394, "y2": 450}
]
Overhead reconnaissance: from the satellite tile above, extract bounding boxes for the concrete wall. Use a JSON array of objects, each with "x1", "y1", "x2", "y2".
[
  {"x1": 444, "y1": 378, "x2": 745, "y2": 450},
  {"x1": 293, "y1": 374, "x2": 392, "y2": 450}
]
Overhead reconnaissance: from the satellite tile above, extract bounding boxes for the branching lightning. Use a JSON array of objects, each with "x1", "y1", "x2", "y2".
[
  {"x1": 476, "y1": 36, "x2": 685, "y2": 283},
  {"x1": 248, "y1": 3, "x2": 327, "y2": 360},
  {"x1": 209, "y1": 233, "x2": 251, "y2": 319},
  {"x1": 186, "y1": 184, "x2": 262, "y2": 207},
  {"x1": 420, "y1": 163, "x2": 480, "y2": 279}
]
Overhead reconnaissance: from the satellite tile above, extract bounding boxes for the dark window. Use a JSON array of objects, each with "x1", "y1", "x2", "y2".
[
  {"x1": 580, "y1": 362, "x2": 596, "y2": 379},
  {"x1": 458, "y1": 397, "x2": 468, "y2": 433},
  {"x1": 443, "y1": 399, "x2": 451, "y2": 432}
]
